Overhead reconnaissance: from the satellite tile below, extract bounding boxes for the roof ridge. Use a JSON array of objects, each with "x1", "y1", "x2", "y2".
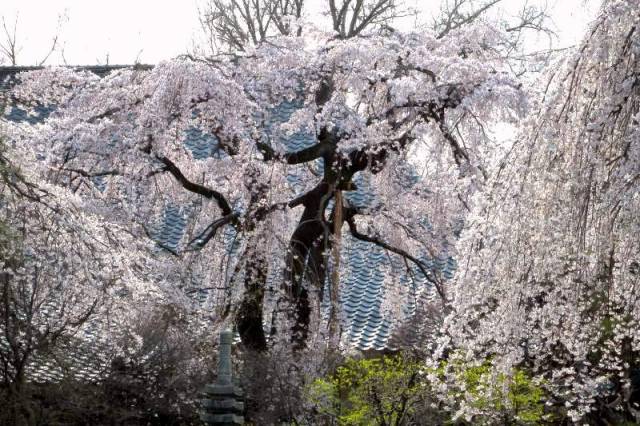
[
  {"x1": 0, "y1": 64, "x2": 154, "y2": 92},
  {"x1": 0, "y1": 64, "x2": 153, "y2": 71}
]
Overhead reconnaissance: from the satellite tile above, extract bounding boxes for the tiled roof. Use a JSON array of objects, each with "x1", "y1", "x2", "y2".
[
  {"x1": 0, "y1": 65, "x2": 151, "y2": 92},
  {"x1": 5, "y1": 104, "x2": 54, "y2": 124},
  {"x1": 0, "y1": 299, "x2": 114, "y2": 384},
  {"x1": 1, "y1": 67, "x2": 456, "y2": 362},
  {"x1": 153, "y1": 204, "x2": 190, "y2": 253},
  {"x1": 184, "y1": 127, "x2": 221, "y2": 160}
]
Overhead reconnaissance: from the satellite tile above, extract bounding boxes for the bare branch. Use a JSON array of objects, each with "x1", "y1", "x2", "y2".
[
  {"x1": 0, "y1": 15, "x2": 19, "y2": 65},
  {"x1": 199, "y1": 0, "x2": 305, "y2": 53},
  {"x1": 434, "y1": 0, "x2": 502, "y2": 39},
  {"x1": 0, "y1": 12, "x2": 65, "y2": 66},
  {"x1": 328, "y1": 0, "x2": 414, "y2": 38}
]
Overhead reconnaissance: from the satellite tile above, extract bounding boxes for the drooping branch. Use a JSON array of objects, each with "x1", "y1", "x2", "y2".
[
  {"x1": 155, "y1": 155, "x2": 233, "y2": 216},
  {"x1": 186, "y1": 212, "x2": 240, "y2": 249},
  {"x1": 59, "y1": 167, "x2": 120, "y2": 178},
  {"x1": 87, "y1": 107, "x2": 123, "y2": 124},
  {"x1": 346, "y1": 214, "x2": 446, "y2": 301},
  {"x1": 87, "y1": 94, "x2": 149, "y2": 124},
  {"x1": 435, "y1": 112, "x2": 469, "y2": 167},
  {"x1": 0, "y1": 151, "x2": 54, "y2": 206},
  {"x1": 233, "y1": 170, "x2": 273, "y2": 351},
  {"x1": 255, "y1": 74, "x2": 335, "y2": 165},
  {"x1": 348, "y1": 80, "x2": 476, "y2": 176},
  {"x1": 328, "y1": 188, "x2": 343, "y2": 345}
]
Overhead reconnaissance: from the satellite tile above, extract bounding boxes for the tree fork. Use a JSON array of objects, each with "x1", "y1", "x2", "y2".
[{"x1": 282, "y1": 182, "x2": 333, "y2": 350}]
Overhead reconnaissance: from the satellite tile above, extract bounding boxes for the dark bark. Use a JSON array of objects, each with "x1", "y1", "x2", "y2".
[
  {"x1": 284, "y1": 182, "x2": 332, "y2": 350},
  {"x1": 156, "y1": 155, "x2": 233, "y2": 216},
  {"x1": 236, "y1": 249, "x2": 268, "y2": 351},
  {"x1": 234, "y1": 171, "x2": 271, "y2": 351}
]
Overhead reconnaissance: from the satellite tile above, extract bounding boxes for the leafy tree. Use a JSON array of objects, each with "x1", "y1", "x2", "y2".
[
  {"x1": 307, "y1": 352, "x2": 549, "y2": 425},
  {"x1": 306, "y1": 354, "x2": 426, "y2": 425}
]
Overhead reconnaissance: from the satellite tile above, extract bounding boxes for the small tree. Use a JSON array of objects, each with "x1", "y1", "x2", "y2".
[
  {"x1": 0, "y1": 13, "x2": 63, "y2": 65},
  {"x1": 306, "y1": 354, "x2": 427, "y2": 425},
  {"x1": 0, "y1": 134, "x2": 151, "y2": 424}
]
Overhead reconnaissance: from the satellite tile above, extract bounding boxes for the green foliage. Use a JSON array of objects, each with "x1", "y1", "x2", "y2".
[
  {"x1": 434, "y1": 354, "x2": 549, "y2": 424},
  {"x1": 507, "y1": 369, "x2": 546, "y2": 424},
  {"x1": 306, "y1": 354, "x2": 424, "y2": 426},
  {"x1": 307, "y1": 353, "x2": 550, "y2": 425}
]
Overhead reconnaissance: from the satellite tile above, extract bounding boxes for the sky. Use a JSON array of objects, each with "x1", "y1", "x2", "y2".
[{"x1": 0, "y1": 0, "x2": 599, "y2": 66}]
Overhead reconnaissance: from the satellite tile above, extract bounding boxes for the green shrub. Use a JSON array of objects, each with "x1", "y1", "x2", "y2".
[
  {"x1": 432, "y1": 354, "x2": 550, "y2": 424},
  {"x1": 307, "y1": 352, "x2": 552, "y2": 425},
  {"x1": 306, "y1": 354, "x2": 425, "y2": 425}
]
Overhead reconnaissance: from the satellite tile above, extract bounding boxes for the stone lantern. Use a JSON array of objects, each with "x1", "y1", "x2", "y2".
[{"x1": 200, "y1": 330, "x2": 244, "y2": 425}]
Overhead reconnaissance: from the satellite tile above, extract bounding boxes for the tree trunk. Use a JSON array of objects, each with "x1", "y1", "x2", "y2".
[
  {"x1": 235, "y1": 174, "x2": 271, "y2": 351},
  {"x1": 284, "y1": 183, "x2": 332, "y2": 350},
  {"x1": 235, "y1": 248, "x2": 268, "y2": 351},
  {"x1": 328, "y1": 190, "x2": 343, "y2": 347}
]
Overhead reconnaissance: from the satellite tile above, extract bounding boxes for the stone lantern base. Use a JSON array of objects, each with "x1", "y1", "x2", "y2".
[{"x1": 200, "y1": 384, "x2": 244, "y2": 425}]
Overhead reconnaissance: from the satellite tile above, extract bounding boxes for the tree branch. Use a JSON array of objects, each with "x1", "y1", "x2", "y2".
[
  {"x1": 59, "y1": 167, "x2": 120, "y2": 178},
  {"x1": 186, "y1": 212, "x2": 239, "y2": 249},
  {"x1": 435, "y1": 0, "x2": 502, "y2": 39},
  {"x1": 142, "y1": 224, "x2": 180, "y2": 256},
  {"x1": 155, "y1": 155, "x2": 233, "y2": 215},
  {"x1": 346, "y1": 214, "x2": 446, "y2": 301}
]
